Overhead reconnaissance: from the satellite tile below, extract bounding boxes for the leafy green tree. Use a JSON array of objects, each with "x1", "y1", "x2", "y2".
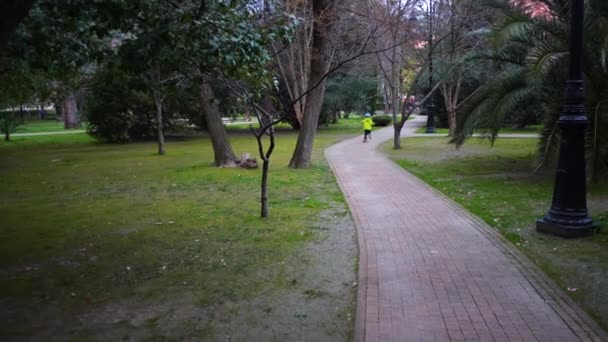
[
  {"x1": 321, "y1": 75, "x2": 380, "y2": 126},
  {"x1": 2, "y1": 0, "x2": 134, "y2": 128},
  {"x1": 454, "y1": 0, "x2": 608, "y2": 180},
  {"x1": 184, "y1": 1, "x2": 296, "y2": 166}
]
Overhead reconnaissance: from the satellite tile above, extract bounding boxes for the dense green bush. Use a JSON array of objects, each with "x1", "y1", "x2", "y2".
[
  {"x1": 86, "y1": 66, "x2": 156, "y2": 142},
  {"x1": 372, "y1": 115, "x2": 392, "y2": 127},
  {"x1": 320, "y1": 76, "x2": 381, "y2": 127}
]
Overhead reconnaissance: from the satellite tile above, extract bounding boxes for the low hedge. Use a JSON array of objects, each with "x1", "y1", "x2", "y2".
[{"x1": 372, "y1": 115, "x2": 392, "y2": 126}]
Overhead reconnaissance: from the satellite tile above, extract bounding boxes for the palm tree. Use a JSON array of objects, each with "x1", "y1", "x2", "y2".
[{"x1": 453, "y1": 0, "x2": 608, "y2": 181}]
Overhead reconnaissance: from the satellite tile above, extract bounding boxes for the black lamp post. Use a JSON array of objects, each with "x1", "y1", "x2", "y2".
[
  {"x1": 536, "y1": 0, "x2": 596, "y2": 237},
  {"x1": 425, "y1": 0, "x2": 436, "y2": 133}
]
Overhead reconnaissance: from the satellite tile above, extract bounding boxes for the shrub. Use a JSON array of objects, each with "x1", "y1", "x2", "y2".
[
  {"x1": 86, "y1": 66, "x2": 157, "y2": 142},
  {"x1": 0, "y1": 112, "x2": 22, "y2": 141},
  {"x1": 372, "y1": 115, "x2": 392, "y2": 127}
]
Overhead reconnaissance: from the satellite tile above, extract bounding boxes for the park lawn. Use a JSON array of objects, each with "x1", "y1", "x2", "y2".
[
  {"x1": 384, "y1": 137, "x2": 608, "y2": 330},
  {"x1": 0, "y1": 127, "x2": 357, "y2": 339},
  {"x1": 14, "y1": 120, "x2": 77, "y2": 134},
  {"x1": 414, "y1": 125, "x2": 542, "y2": 134},
  {"x1": 225, "y1": 115, "x2": 364, "y2": 133}
]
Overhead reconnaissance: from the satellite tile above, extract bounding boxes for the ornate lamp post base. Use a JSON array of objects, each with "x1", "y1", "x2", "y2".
[
  {"x1": 536, "y1": 212, "x2": 597, "y2": 238},
  {"x1": 536, "y1": 1, "x2": 595, "y2": 238}
]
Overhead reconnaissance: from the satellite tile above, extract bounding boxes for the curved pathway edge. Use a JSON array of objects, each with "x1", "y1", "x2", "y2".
[{"x1": 325, "y1": 116, "x2": 608, "y2": 342}]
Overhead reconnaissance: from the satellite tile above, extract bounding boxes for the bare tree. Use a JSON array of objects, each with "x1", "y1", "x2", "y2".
[
  {"x1": 366, "y1": 0, "x2": 420, "y2": 149},
  {"x1": 434, "y1": 0, "x2": 487, "y2": 137},
  {"x1": 273, "y1": 0, "x2": 313, "y2": 128},
  {"x1": 249, "y1": 102, "x2": 282, "y2": 218},
  {"x1": 288, "y1": 0, "x2": 336, "y2": 168}
]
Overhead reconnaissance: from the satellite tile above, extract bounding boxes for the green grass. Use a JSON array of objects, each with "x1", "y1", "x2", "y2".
[
  {"x1": 14, "y1": 120, "x2": 81, "y2": 134},
  {"x1": 225, "y1": 116, "x2": 364, "y2": 134},
  {"x1": 0, "y1": 127, "x2": 357, "y2": 338},
  {"x1": 414, "y1": 125, "x2": 542, "y2": 134},
  {"x1": 385, "y1": 137, "x2": 608, "y2": 330}
]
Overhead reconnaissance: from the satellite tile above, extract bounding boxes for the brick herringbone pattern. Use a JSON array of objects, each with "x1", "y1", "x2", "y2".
[{"x1": 325, "y1": 116, "x2": 607, "y2": 342}]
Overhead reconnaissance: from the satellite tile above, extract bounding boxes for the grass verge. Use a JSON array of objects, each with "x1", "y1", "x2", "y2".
[
  {"x1": 414, "y1": 125, "x2": 542, "y2": 134},
  {"x1": 15, "y1": 121, "x2": 80, "y2": 134}
]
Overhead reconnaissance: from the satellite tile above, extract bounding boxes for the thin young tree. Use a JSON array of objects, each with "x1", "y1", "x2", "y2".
[{"x1": 249, "y1": 101, "x2": 282, "y2": 218}]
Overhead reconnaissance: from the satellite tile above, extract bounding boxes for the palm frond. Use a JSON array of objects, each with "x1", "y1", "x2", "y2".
[
  {"x1": 470, "y1": 45, "x2": 527, "y2": 65},
  {"x1": 489, "y1": 16, "x2": 535, "y2": 48},
  {"x1": 525, "y1": 39, "x2": 567, "y2": 86},
  {"x1": 452, "y1": 67, "x2": 534, "y2": 146}
]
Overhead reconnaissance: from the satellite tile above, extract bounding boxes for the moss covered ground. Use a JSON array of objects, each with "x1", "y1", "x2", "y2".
[{"x1": 0, "y1": 121, "x2": 359, "y2": 339}]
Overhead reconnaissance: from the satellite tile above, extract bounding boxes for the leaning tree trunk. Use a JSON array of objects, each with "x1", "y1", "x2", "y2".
[
  {"x1": 62, "y1": 94, "x2": 79, "y2": 129},
  {"x1": 152, "y1": 90, "x2": 166, "y2": 155},
  {"x1": 288, "y1": 79, "x2": 327, "y2": 168},
  {"x1": 200, "y1": 80, "x2": 237, "y2": 167},
  {"x1": 288, "y1": 0, "x2": 334, "y2": 169}
]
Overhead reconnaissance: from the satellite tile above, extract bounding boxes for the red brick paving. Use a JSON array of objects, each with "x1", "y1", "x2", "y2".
[{"x1": 325, "y1": 116, "x2": 607, "y2": 342}]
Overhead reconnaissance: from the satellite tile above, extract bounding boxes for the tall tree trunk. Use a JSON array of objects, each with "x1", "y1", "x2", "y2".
[
  {"x1": 288, "y1": 0, "x2": 334, "y2": 169},
  {"x1": 152, "y1": 90, "x2": 166, "y2": 155},
  {"x1": 62, "y1": 94, "x2": 79, "y2": 129},
  {"x1": 448, "y1": 107, "x2": 457, "y2": 137},
  {"x1": 383, "y1": 82, "x2": 391, "y2": 112},
  {"x1": 390, "y1": 45, "x2": 401, "y2": 150},
  {"x1": 200, "y1": 80, "x2": 237, "y2": 167},
  {"x1": 4, "y1": 131, "x2": 9, "y2": 141}
]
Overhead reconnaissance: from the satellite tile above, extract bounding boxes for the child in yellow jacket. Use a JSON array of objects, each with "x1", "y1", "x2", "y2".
[{"x1": 361, "y1": 113, "x2": 374, "y2": 142}]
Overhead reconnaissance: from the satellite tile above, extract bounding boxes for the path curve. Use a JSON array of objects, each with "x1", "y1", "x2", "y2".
[{"x1": 325, "y1": 116, "x2": 607, "y2": 342}]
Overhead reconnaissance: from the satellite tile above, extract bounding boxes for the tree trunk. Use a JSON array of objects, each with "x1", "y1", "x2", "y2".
[
  {"x1": 383, "y1": 82, "x2": 391, "y2": 112},
  {"x1": 393, "y1": 124, "x2": 402, "y2": 149},
  {"x1": 200, "y1": 80, "x2": 237, "y2": 167},
  {"x1": 62, "y1": 94, "x2": 79, "y2": 129},
  {"x1": 288, "y1": 0, "x2": 334, "y2": 169},
  {"x1": 4, "y1": 131, "x2": 9, "y2": 141},
  {"x1": 153, "y1": 90, "x2": 166, "y2": 155},
  {"x1": 448, "y1": 108, "x2": 456, "y2": 137},
  {"x1": 261, "y1": 159, "x2": 270, "y2": 217},
  {"x1": 390, "y1": 45, "x2": 401, "y2": 149}
]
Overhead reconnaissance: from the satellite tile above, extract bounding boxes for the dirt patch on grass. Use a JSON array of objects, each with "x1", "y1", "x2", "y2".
[
  {"x1": 207, "y1": 206, "x2": 357, "y2": 341},
  {"x1": 0, "y1": 206, "x2": 357, "y2": 341}
]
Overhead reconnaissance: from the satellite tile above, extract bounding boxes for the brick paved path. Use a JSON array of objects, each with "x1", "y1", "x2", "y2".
[{"x1": 325, "y1": 116, "x2": 607, "y2": 342}]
